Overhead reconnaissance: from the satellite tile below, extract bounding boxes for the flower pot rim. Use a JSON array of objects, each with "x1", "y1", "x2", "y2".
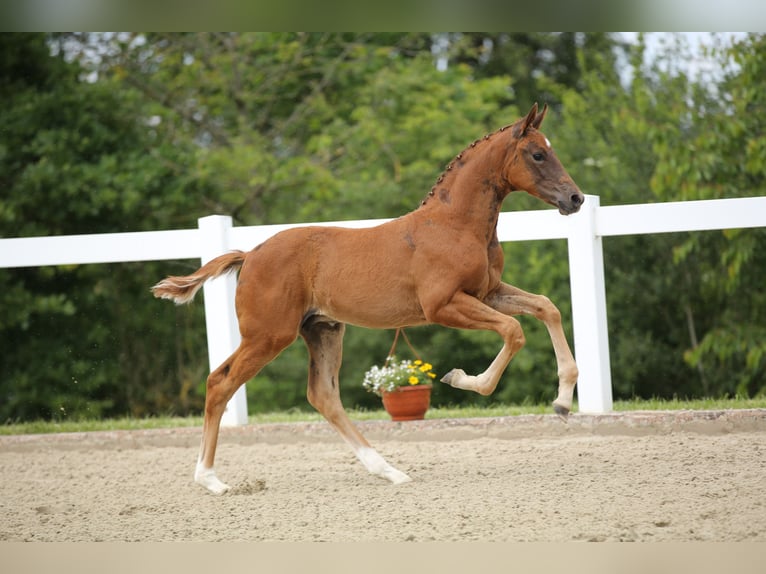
[{"x1": 382, "y1": 383, "x2": 433, "y2": 394}]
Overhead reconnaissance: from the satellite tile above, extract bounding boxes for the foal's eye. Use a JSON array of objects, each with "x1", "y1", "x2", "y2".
[{"x1": 532, "y1": 152, "x2": 545, "y2": 162}]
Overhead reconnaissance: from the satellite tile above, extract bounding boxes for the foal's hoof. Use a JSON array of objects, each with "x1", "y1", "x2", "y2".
[
  {"x1": 383, "y1": 468, "x2": 413, "y2": 485},
  {"x1": 440, "y1": 368, "x2": 465, "y2": 386},
  {"x1": 195, "y1": 466, "x2": 231, "y2": 495},
  {"x1": 552, "y1": 403, "x2": 570, "y2": 423}
]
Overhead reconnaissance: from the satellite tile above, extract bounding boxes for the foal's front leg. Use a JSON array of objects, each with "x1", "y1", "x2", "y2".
[
  {"x1": 484, "y1": 282, "x2": 578, "y2": 418},
  {"x1": 426, "y1": 291, "x2": 527, "y2": 397}
]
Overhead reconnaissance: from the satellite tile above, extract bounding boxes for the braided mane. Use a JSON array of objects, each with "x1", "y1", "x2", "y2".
[{"x1": 419, "y1": 124, "x2": 513, "y2": 208}]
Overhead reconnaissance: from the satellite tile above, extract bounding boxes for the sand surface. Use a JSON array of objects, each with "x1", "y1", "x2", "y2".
[{"x1": 1, "y1": 410, "x2": 765, "y2": 542}]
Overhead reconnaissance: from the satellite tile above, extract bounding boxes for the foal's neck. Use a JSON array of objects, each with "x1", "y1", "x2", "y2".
[{"x1": 417, "y1": 129, "x2": 516, "y2": 241}]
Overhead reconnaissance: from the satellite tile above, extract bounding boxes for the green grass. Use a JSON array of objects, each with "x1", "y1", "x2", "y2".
[{"x1": 2, "y1": 397, "x2": 764, "y2": 436}]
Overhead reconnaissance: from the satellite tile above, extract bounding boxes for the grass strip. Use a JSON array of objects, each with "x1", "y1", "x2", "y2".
[{"x1": 2, "y1": 397, "x2": 765, "y2": 436}]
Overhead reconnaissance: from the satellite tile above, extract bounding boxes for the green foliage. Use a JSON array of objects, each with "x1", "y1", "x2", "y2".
[
  {"x1": 3, "y1": 33, "x2": 765, "y2": 422},
  {"x1": 538, "y1": 33, "x2": 766, "y2": 401},
  {"x1": 652, "y1": 34, "x2": 766, "y2": 397},
  {"x1": 0, "y1": 34, "x2": 213, "y2": 420}
]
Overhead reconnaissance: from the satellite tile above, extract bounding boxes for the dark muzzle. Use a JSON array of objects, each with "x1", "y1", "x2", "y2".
[{"x1": 558, "y1": 192, "x2": 584, "y2": 215}]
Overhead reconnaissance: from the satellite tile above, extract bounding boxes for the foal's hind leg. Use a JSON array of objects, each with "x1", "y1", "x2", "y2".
[
  {"x1": 196, "y1": 335, "x2": 294, "y2": 494},
  {"x1": 485, "y1": 282, "x2": 578, "y2": 418},
  {"x1": 300, "y1": 317, "x2": 411, "y2": 485}
]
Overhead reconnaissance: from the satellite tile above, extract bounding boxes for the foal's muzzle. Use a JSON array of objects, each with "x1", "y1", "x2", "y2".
[{"x1": 558, "y1": 192, "x2": 584, "y2": 215}]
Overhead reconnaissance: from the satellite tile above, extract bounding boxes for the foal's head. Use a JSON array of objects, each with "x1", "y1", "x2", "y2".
[{"x1": 505, "y1": 103, "x2": 584, "y2": 215}]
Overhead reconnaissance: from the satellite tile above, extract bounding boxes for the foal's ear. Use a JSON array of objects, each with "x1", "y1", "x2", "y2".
[
  {"x1": 520, "y1": 103, "x2": 539, "y2": 136},
  {"x1": 532, "y1": 103, "x2": 548, "y2": 129}
]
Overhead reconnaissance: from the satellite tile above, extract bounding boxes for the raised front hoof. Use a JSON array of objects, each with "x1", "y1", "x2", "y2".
[
  {"x1": 440, "y1": 368, "x2": 465, "y2": 386},
  {"x1": 552, "y1": 402, "x2": 570, "y2": 423}
]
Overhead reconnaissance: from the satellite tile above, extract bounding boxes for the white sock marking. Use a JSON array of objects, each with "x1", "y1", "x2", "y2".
[
  {"x1": 356, "y1": 447, "x2": 412, "y2": 484},
  {"x1": 195, "y1": 459, "x2": 230, "y2": 495}
]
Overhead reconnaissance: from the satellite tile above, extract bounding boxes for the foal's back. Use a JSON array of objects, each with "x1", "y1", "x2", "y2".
[{"x1": 236, "y1": 218, "x2": 427, "y2": 330}]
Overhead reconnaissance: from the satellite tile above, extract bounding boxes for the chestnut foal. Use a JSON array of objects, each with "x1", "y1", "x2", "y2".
[{"x1": 153, "y1": 103, "x2": 584, "y2": 494}]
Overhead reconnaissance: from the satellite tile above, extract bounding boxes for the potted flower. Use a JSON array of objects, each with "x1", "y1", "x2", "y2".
[{"x1": 363, "y1": 357, "x2": 437, "y2": 421}]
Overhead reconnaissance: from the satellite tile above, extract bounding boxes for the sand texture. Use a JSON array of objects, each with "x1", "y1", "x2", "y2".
[{"x1": 1, "y1": 410, "x2": 765, "y2": 542}]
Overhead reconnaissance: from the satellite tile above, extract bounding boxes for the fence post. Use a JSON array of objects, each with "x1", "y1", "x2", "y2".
[
  {"x1": 197, "y1": 215, "x2": 248, "y2": 426},
  {"x1": 567, "y1": 195, "x2": 613, "y2": 413}
]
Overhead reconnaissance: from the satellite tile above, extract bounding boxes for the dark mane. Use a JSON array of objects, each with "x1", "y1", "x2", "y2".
[{"x1": 419, "y1": 124, "x2": 514, "y2": 208}]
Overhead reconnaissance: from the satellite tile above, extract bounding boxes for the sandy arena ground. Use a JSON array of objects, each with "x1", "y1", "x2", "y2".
[{"x1": 1, "y1": 410, "x2": 765, "y2": 542}]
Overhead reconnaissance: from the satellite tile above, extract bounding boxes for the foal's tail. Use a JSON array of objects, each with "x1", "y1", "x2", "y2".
[{"x1": 151, "y1": 251, "x2": 246, "y2": 305}]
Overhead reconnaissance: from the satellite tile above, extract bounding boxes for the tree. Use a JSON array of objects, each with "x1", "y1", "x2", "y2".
[
  {"x1": 649, "y1": 34, "x2": 766, "y2": 397},
  {"x1": 7, "y1": 32, "x2": 760, "y2": 422},
  {"x1": 0, "y1": 34, "x2": 213, "y2": 420},
  {"x1": 544, "y1": 33, "x2": 766, "y2": 400},
  {"x1": 443, "y1": 32, "x2": 620, "y2": 109}
]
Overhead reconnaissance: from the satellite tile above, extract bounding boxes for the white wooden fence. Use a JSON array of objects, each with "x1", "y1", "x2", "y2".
[{"x1": 2, "y1": 194, "x2": 765, "y2": 426}]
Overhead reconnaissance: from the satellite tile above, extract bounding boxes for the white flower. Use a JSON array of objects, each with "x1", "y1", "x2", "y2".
[{"x1": 362, "y1": 356, "x2": 436, "y2": 397}]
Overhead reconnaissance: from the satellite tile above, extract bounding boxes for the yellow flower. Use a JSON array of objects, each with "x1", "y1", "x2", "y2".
[
  {"x1": 413, "y1": 360, "x2": 423, "y2": 366},
  {"x1": 408, "y1": 376, "x2": 419, "y2": 385},
  {"x1": 419, "y1": 362, "x2": 432, "y2": 372},
  {"x1": 427, "y1": 372, "x2": 436, "y2": 379}
]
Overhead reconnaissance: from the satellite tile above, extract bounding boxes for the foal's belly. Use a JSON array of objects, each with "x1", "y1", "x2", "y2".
[{"x1": 313, "y1": 288, "x2": 428, "y2": 330}]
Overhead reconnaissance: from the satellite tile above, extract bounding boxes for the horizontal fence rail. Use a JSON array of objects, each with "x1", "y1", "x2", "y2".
[
  {"x1": 2, "y1": 194, "x2": 765, "y2": 425},
  {"x1": 0, "y1": 229, "x2": 202, "y2": 267}
]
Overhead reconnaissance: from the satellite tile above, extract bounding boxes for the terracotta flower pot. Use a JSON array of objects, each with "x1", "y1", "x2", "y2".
[{"x1": 381, "y1": 384, "x2": 432, "y2": 421}]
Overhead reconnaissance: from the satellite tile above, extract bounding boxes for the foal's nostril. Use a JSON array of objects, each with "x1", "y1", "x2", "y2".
[{"x1": 571, "y1": 193, "x2": 584, "y2": 206}]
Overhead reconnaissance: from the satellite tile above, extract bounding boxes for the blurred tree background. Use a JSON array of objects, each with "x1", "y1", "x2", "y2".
[{"x1": 1, "y1": 32, "x2": 764, "y2": 421}]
